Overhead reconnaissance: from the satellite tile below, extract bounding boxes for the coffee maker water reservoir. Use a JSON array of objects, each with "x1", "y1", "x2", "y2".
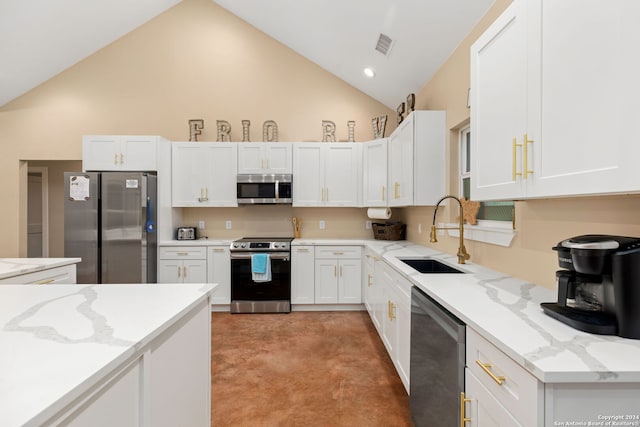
[{"x1": 541, "y1": 235, "x2": 640, "y2": 339}]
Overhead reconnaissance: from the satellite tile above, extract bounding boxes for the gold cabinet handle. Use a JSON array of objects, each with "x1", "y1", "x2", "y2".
[
  {"x1": 297, "y1": 248, "x2": 309, "y2": 253},
  {"x1": 460, "y1": 392, "x2": 471, "y2": 427},
  {"x1": 523, "y1": 133, "x2": 534, "y2": 179},
  {"x1": 475, "y1": 360, "x2": 506, "y2": 385},
  {"x1": 325, "y1": 187, "x2": 329, "y2": 201},
  {"x1": 382, "y1": 186, "x2": 385, "y2": 201},
  {"x1": 367, "y1": 274, "x2": 372, "y2": 287},
  {"x1": 388, "y1": 300, "x2": 396, "y2": 320},
  {"x1": 176, "y1": 252, "x2": 189, "y2": 256},
  {"x1": 114, "y1": 153, "x2": 118, "y2": 165},
  {"x1": 512, "y1": 137, "x2": 523, "y2": 181},
  {"x1": 394, "y1": 182, "x2": 400, "y2": 199},
  {"x1": 213, "y1": 248, "x2": 225, "y2": 253},
  {"x1": 35, "y1": 279, "x2": 55, "y2": 285},
  {"x1": 177, "y1": 266, "x2": 181, "y2": 277},
  {"x1": 334, "y1": 265, "x2": 337, "y2": 277},
  {"x1": 333, "y1": 251, "x2": 344, "y2": 255},
  {"x1": 183, "y1": 266, "x2": 187, "y2": 278},
  {"x1": 339, "y1": 265, "x2": 343, "y2": 277},
  {"x1": 119, "y1": 153, "x2": 124, "y2": 164}
]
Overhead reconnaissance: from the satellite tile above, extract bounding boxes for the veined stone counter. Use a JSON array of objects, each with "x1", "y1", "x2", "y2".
[
  {"x1": 294, "y1": 238, "x2": 640, "y2": 384},
  {"x1": 0, "y1": 283, "x2": 215, "y2": 427},
  {"x1": 0, "y1": 258, "x2": 80, "y2": 281}
]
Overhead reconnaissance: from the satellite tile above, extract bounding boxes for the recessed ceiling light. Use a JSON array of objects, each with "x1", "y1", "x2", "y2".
[{"x1": 363, "y1": 67, "x2": 376, "y2": 78}]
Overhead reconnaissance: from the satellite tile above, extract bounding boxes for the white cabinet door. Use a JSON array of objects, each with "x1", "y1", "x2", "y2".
[
  {"x1": 208, "y1": 246, "x2": 230, "y2": 304},
  {"x1": 381, "y1": 282, "x2": 398, "y2": 357},
  {"x1": 237, "y1": 142, "x2": 292, "y2": 174},
  {"x1": 264, "y1": 143, "x2": 293, "y2": 173},
  {"x1": 293, "y1": 144, "x2": 324, "y2": 206},
  {"x1": 388, "y1": 117, "x2": 414, "y2": 206},
  {"x1": 472, "y1": 0, "x2": 640, "y2": 200},
  {"x1": 182, "y1": 259, "x2": 207, "y2": 283},
  {"x1": 395, "y1": 284, "x2": 411, "y2": 392},
  {"x1": 158, "y1": 260, "x2": 182, "y2": 283},
  {"x1": 158, "y1": 259, "x2": 206, "y2": 284},
  {"x1": 338, "y1": 259, "x2": 362, "y2": 304},
  {"x1": 528, "y1": 0, "x2": 640, "y2": 197},
  {"x1": 83, "y1": 135, "x2": 158, "y2": 171},
  {"x1": 372, "y1": 260, "x2": 387, "y2": 334},
  {"x1": 363, "y1": 139, "x2": 388, "y2": 207},
  {"x1": 293, "y1": 143, "x2": 361, "y2": 207},
  {"x1": 324, "y1": 144, "x2": 361, "y2": 206},
  {"x1": 470, "y1": 0, "x2": 528, "y2": 201},
  {"x1": 291, "y1": 246, "x2": 315, "y2": 304},
  {"x1": 172, "y1": 143, "x2": 238, "y2": 207},
  {"x1": 465, "y1": 369, "x2": 522, "y2": 427},
  {"x1": 314, "y1": 259, "x2": 338, "y2": 303},
  {"x1": 237, "y1": 143, "x2": 264, "y2": 174}
]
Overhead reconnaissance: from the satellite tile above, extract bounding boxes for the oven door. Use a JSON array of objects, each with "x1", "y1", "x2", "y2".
[{"x1": 230, "y1": 251, "x2": 291, "y2": 313}]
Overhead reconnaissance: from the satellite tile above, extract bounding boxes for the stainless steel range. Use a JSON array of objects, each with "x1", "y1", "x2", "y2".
[{"x1": 229, "y1": 237, "x2": 293, "y2": 313}]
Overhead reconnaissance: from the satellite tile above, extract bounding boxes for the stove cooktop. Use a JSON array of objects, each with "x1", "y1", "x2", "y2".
[{"x1": 230, "y1": 237, "x2": 293, "y2": 252}]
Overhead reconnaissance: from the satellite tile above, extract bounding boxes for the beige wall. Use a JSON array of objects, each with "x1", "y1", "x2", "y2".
[
  {"x1": 404, "y1": 0, "x2": 640, "y2": 289},
  {"x1": 0, "y1": 0, "x2": 394, "y2": 256}
]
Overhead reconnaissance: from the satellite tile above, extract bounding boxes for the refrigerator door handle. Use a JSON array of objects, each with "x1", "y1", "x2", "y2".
[{"x1": 145, "y1": 196, "x2": 155, "y2": 233}]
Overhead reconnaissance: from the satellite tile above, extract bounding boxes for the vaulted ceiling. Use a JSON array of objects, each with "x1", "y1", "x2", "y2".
[{"x1": 0, "y1": 0, "x2": 493, "y2": 108}]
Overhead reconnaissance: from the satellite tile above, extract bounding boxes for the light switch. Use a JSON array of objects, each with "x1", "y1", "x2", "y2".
[
  {"x1": 319, "y1": 220, "x2": 325, "y2": 230},
  {"x1": 198, "y1": 220, "x2": 205, "y2": 229},
  {"x1": 226, "y1": 220, "x2": 232, "y2": 229}
]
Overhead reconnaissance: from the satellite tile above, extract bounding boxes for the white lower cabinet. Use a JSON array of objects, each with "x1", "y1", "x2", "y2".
[
  {"x1": 158, "y1": 246, "x2": 207, "y2": 284},
  {"x1": 314, "y1": 246, "x2": 362, "y2": 304},
  {"x1": 465, "y1": 368, "x2": 521, "y2": 427},
  {"x1": 363, "y1": 249, "x2": 382, "y2": 332},
  {"x1": 465, "y1": 328, "x2": 542, "y2": 426},
  {"x1": 0, "y1": 263, "x2": 77, "y2": 284},
  {"x1": 50, "y1": 299, "x2": 211, "y2": 426},
  {"x1": 291, "y1": 245, "x2": 315, "y2": 304},
  {"x1": 207, "y1": 246, "x2": 230, "y2": 305},
  {"x1": 376, "y1": 260, "x2": 411, "y2": 393}
]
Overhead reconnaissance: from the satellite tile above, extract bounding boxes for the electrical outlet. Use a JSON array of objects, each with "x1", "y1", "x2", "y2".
[
  {"x1": 365, "y1": 220, "x2": 372, "y2": 230},
  {"x1": 225, "y1": 220, "x2": 232, "y2": 230},
  {"x1": 319, "y1": 220, "x2": 325, "y2": 230},
  {"x1": 418, "y1": 223, "x2": 422, "y2": 234},
  {"x1": 198, "y1": 220, "x2": 205, "y2": 230}
]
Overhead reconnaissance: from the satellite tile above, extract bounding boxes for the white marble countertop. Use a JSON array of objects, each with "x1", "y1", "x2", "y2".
[
  {"x1": 0, "y1": 258, "x2": 81, "y2": 280},
  {"x1": 0, "y1": 283, "x2": 216, "y2": 427},
  {"x1": 294, "y1": 238, "x2": 640, "y2": 384}
]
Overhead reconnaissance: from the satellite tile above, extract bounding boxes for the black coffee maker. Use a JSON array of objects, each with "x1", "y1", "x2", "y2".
[{"x1": 541, "y1": 234, "x2": 640, "y2": 339}]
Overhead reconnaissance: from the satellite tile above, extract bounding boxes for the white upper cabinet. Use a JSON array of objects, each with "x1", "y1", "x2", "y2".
[
  {"x1": 171, "y1": 142, "x2": 238, "y2": 207},
  {"x1": 471, "y1": 0, "x2": 640, "y2": 201},
  {"x1": 237, "y1": 142, "x2": 293, "y2": 174},
  {"x1": 387, "y1": 111, "x2": 446, "y2": 207},
  {"x1": 83, "y1": 135, "x2": 166, "y2": 171},
  {"x1": 363, "y1": 138, "x2": 388, "y2": 207},
  {"x1": 292, "y1": 143, "x2": 362, "y2": 207}
]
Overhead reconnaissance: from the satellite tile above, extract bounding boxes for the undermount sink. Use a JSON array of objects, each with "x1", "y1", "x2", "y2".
[{"x1": 399, "y1": 258, "x2": 466, "y2": 274}]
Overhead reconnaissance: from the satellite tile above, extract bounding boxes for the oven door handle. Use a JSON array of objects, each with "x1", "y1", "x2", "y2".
[{"x1": 230, "y1": 252, "x2": 290, "y2": 261}]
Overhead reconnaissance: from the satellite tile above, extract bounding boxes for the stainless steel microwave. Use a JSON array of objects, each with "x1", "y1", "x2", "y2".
[{"x1": 237, "y1": 174, "x2": 293, "y2": 204}]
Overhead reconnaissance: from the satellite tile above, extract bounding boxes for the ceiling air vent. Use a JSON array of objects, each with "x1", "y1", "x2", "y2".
[{"x1": 375, "y1": 33, "x2": 393, "y2": 56}]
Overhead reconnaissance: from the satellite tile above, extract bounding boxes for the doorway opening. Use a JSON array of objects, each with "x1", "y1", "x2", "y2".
[{"x1": 27, "y1": 167, "x2": 49, "y2": 257}]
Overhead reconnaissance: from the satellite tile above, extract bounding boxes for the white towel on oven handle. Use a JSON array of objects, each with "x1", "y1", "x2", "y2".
[{"x1": 252, "y1": 253, "x2": 272, "y2": 282}]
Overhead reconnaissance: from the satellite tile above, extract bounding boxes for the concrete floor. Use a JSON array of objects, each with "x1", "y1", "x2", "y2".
[{"x1": 211, "y1": 311, "x2": 413, "y2": 426}]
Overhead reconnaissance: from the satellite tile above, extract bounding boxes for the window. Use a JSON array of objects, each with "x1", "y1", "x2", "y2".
[{"x1": 459, "y1": 126, "x2": 514, "y2": 223}]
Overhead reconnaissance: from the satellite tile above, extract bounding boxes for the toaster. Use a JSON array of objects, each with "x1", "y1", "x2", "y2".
[{"x1": 176, "y1": 227, "x2": 197, "y2": 240}]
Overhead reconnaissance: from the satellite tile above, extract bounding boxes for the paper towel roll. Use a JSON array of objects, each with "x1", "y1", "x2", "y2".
[{"x1": 367, "y1": 207, "x2": 392, "y2": 220}]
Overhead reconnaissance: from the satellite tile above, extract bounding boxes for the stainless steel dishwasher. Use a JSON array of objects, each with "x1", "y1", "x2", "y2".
[{"x1": 410, "y1": 286, "x2": 466, "y2": 426}]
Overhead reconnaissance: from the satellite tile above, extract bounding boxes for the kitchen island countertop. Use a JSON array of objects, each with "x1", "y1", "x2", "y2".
[
  {"x1": 0, "y1": 258, "x2": 81, "y2": 280},
  {"x1": 0, "y1": 283, "x2": 215, "y2": 427}
]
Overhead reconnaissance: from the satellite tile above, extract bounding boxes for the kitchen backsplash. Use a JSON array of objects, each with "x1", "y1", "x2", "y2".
[{"x1": 181, "y1": 206, "x2": 387, "y2": 239}]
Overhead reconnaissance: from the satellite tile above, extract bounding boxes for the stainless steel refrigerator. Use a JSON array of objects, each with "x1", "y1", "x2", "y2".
[{"x1": 64, "y1": 172, "x2": 157, "y2": 284}]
